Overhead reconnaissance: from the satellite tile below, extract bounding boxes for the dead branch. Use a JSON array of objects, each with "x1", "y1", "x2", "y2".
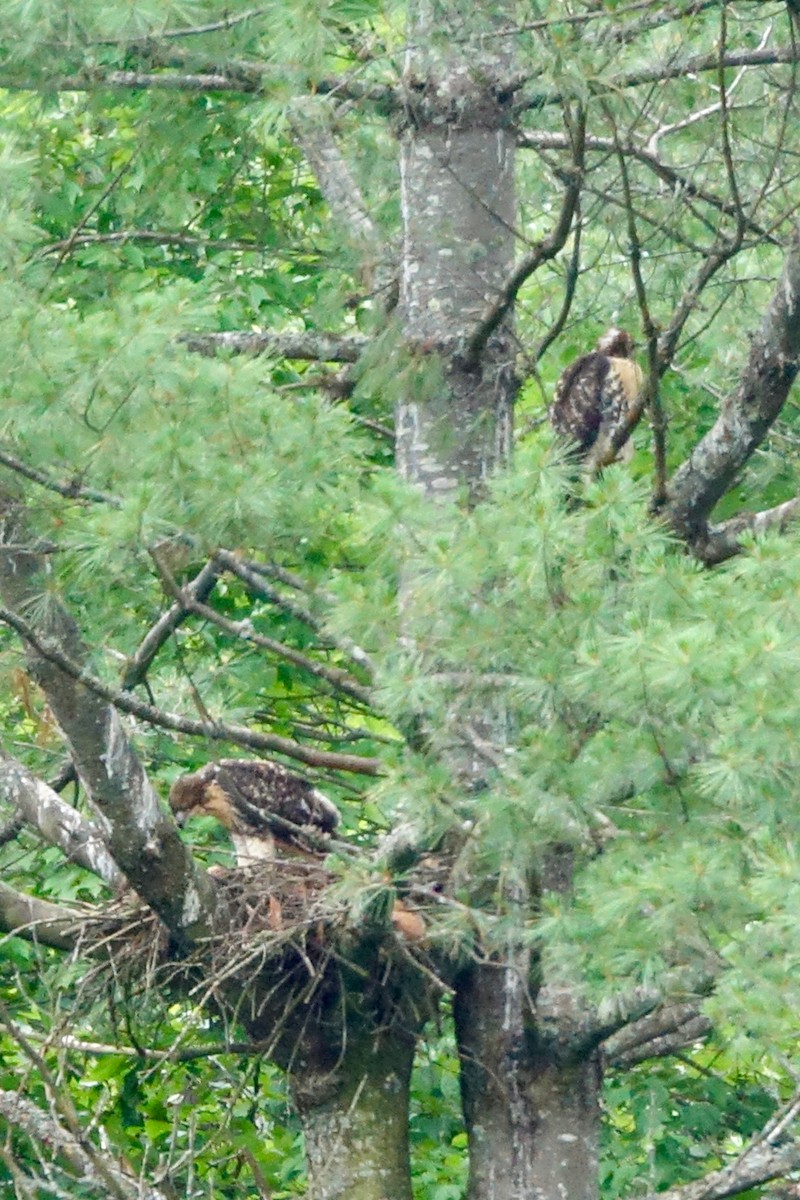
[
  {"x1": 150, "y1": 546, "x2": 371, "y2": 706},
  {"x1": 0, "y1": 447, "x2": 121, "y2": 506},
  {"x1": 0, "y1": 1088, "x2": 169, "y2": 1200},
  {"x1": 518, "y1": 132, "x2": 779, "y2": 246},
  {"x1": 122, "y1": 558, "x2": 220, "y2": 690},
  {"x1": 39, "y1": 230, "x2": 267, "y2": 257},
  {"x1": 0, "y1": 67, "x2": 397, "y2": 106},
  {"x1": 522, "y1": 44, "x2": 800, "y2": 112},
  {"x1": 700, "y1": 496, "x2": 800, "y2": 564},
  {"x1": 0, "y1": 597, "x2": 380, "y2": 775},
  {"x1": 605, "y1": 1006, "x2": 712, "y2": 1068},
  {"x1": 216, "y1": 550, "x2": 375, "y2": 674}
]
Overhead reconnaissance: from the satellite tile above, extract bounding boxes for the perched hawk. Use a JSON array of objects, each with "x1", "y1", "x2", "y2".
[
  {"x1": 550, "y1": 328, "x2": 643, "y2": 470},
  {"x1": 169, "y1": 759, "x2": 340, "y2": 864}
]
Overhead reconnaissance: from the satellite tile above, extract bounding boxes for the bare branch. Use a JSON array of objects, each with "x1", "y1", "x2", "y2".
[
  {"x1": 605, "y1": 1005, "x2": 712, "y2": 1067},
  {"x1": 608, "y1": 111, "x2": 667, "y2": 501},
  {"x1": 178, "y1": 329, "x2": 368, "y2": 361},
  {"x1": 93, "y1": 8, "x2": 268, "y2": 43},
  {"x1": 665, "y1": 230, "x2": 800, "y2": 550},
  {"x1": 517, "y1": 132, "x2": 779, "y2": 247},
  {"x1": 50, "y1": 158, "x2": 134, "y2": 274},
  {"x1": 39, "y1": 230, "x2": 268, "y2": 258},
  {"x1": 0, "y1": 754, "x2": 122, "y2": 886},
  {"x1": 699, "y1": 496, "x2": 800, "y2": 564},
  {"x1": 0, "y1": 447, "x2": 121, "y2": 506},
  {"x1": 214, "y1": 549, "x2": 375, "y2": 675},
  {"x1": 57, "y1": 1034, "x2": 273, "y2": 1061},
  {"x1": 522, "y1": 44, "x2": 800, "y2": 112},
  {"x1": 290, "y1": 108, "x2": 378, "y2": 249},
  {"x1": 618, "y1": 43, "x2": 800, "y2": 95},
  {"x1": 122, "y1": 558, "x2": 219, "y2": 690},
  {"x1": 0, "y1": 68, "x2": 397, "y2": 107},
  {"x1": 529, "y1": 200, "x2": 583, "y2": 366},
  {"x1": 150, "y1": 547, "x2": 372, "y2": 706},
  {"x1": 0, "y1": 595, "x2": 380, "y2": 776}
]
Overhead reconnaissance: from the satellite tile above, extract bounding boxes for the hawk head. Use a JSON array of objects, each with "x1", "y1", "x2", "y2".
[{"x1": 595, "y1": 327, "x2": 635, "y2": 358}]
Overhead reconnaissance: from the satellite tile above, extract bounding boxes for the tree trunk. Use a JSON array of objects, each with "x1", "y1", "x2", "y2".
[
  {"x1": 454, "y1": 961, "x2": 602, "y2": 1200},
  {"x1": 396, "y1": 2, "x2": 517, "y2": 500},
  {"x1": 291, "y1": 1032, "x2": 416, "y2": 1200},
  {"x1": 395, "y1": 6, "x2": 601, "y2": 1198}
]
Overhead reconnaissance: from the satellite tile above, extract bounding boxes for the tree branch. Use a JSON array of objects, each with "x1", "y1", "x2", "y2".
[
  {"x1": 93, "y1": 8, "x2": 268, "y2": 44},
  {"x1": 518, "y1": 132, "x2": 779, "y2": 247},
  {"x1": 122, "y1": 558, "x2": 220, "y2": 690},
  {"x1": 0, "y1": 68, "x2": 397, "y2": 107},
  {"x1": 215, "y1": 551, "x2": 375, "y2": 674},
  {"x1": 149, "y1": 547, "x2": 372, "y2": 706},
  {"x1": 0, "y1": 754, "x2": 122, "y2": 886},
  {"x1": 39, "y1": 230, "x2": 268, "y2": 258},
  {"x1": 699, "y1": 496, "x2": 800, "y2": 564},
  {"x1": 0, "y1": 503, "x2": 218, "y2": 946},
  {"x1": 608, "y1": 111, "x2": 667, "y2": 500},
  {"x1": 665, "y1": 230, "x2": 800, "y2": 552},
  {"x1": 462, "y1": 107, "x2": 585, "y2": 369},
  {"x1": 0, "y1": 881, "x2": 81, "y2": 951},
  {"x1": 644, "y1": 1088, "x2": 800, "y2": 1200},
  {"x1": 605, "y1": 1003, "x2": 712, "y2": 1067},
  {"x1": 290, "y1": 107, "x2": 378, "y2": 246},
  {"x1": 0, "y1": 595, "x2": 380, "y2": 775},
  {"x1": 522, "y1": 45, "x2": 800, "y2": 111},
  {"x1": 0, "y1": 447, "x2": 121, "y2": 506},
  {"x1": 0, "y1": 1089, "x2": 170, "y2": 1200},
  {"x1": 178, "y1": 329, "x2": 368, "y2": 361},
  {"x1": 212, "y1": 547, "x2": 376, "y2": 676}
]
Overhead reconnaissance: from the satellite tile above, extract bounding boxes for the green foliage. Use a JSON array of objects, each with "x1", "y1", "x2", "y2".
[
  {"x1": 603, "y1": 1054, "x2": 776, "y2": 1199},
  {"x1": 2, "y1": 1, "x2": 800, "y2": 1196}
]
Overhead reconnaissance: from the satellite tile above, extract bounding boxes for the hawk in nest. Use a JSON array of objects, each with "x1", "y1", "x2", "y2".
[
  {"x1": 550, "y1": 328, "x2": 643, "y2": 471},
  {"x1": 169, "y1": 759, "x2": 340, "y2": 864}
]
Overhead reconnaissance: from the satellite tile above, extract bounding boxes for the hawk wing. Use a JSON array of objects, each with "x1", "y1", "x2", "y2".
[
  {"x1": 550, "y1": 351, "x2": 611, "y2": 455},
  {"x1": 550, "y1": 346, "x2": 643, "y2": 469}
]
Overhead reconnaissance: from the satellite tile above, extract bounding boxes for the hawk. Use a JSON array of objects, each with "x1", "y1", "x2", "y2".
[
  {"x1": 550, "y1": 328, "x2": 643, "y2": 470},
  {"x1": 169, "y1": 759, "x2": 340, "y2": 864}
]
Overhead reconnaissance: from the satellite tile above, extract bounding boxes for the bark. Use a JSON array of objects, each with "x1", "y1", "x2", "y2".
[
  {"x1": 396, "y1": 5, "x2": 517, "y2": 503},
  {"x1": 395, "y1": 7, "x2": 607, "y2": 1199},
  {"x1": 454, "y1": 965, "x2": 601, "y2": 1200},
  {"x1": 665, "y1": 231, "x2": 800, "y2": 557},
  {"x1": 605, "y1": 1002, "x2": 712, "y2": 1068},
  {"x1": 291, "y1": 1031, "x2": 416, "y2": 1200},
  {"x1": 289, "y1": 107, "x2": 397, "y2": 304},
  {"x1": 0, "y1": 502, "x2": 217, "y2": 946},
  {"x1": 0, "y1": 753, "x2": 122, "y2": 885}
]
